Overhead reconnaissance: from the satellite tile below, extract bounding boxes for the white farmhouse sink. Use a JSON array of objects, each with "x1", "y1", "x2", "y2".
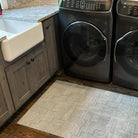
[{"x1": 0, "y1": 19, "x2": 44, "y2": 62}]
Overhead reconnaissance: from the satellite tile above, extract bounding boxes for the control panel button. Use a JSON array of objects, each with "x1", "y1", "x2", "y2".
[
  {"x1": 60, "y1": 0, "x2": 111, "y2": 11},
  {"x1": 80, "y1": 1, "x2": 85, "y2": 9},
  {"x1": 118, "y1": 1, "x2": 138, "y2": 17}
]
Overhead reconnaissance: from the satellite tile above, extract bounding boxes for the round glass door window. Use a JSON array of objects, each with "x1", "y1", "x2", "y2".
[
  {"x1": 115, "y1": 30, "x2": 138, "y2": 76},
  {"x1": 63, "y1": 21, "x2": 107, "y2": 66}
]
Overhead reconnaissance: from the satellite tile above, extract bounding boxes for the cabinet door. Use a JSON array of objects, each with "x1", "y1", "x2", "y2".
[
  {"x1": 43, "y1": 17, "x2": 59, "y2": 76},
  {"x1": 0, "y1": 83, "x2": 14, "y2": 126},
  {"x1": 6, "y1": 58, "x2": 32, "y2": 110},
  {"x1": 0, "y1": 85, "x2": 9, "y2": 126},
  {"x1": 27, "y1": 45, "x2": 50, "y2": 92},
  {"x1": 0, "y1": 66, "x2": 14, "y2": 126}
]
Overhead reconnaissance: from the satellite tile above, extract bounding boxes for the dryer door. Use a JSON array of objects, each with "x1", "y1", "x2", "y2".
[
  {"x1": 63, "y1": 21, "x2": 107, "y2": 66},
  {"x1": 115, "y1": 30, "x2": 138, "y2": 76}
]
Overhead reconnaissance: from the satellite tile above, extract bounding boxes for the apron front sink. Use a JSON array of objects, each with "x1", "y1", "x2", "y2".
[{"x1": 0, "y1": 19, "x2": 44, "y2": 62}]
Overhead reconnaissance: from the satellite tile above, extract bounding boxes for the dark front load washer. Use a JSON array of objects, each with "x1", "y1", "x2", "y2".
[
  {"x1": 113, "y1": 0, "x2": 138, "y2": 90},
  {"x1": 59, "y1": 0, "x2": 113, "y2": 82}
]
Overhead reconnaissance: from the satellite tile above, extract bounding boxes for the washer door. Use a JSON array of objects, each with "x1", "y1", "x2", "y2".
[
  {"x1": 115, "y1": 30, "x2": 138, "y2": 76},
  {"x1": 63, "y1": 21, "x2": 107, "y2": 66}
]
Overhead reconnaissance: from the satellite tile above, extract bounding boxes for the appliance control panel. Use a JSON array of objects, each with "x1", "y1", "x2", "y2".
[
  {"x1": 118, "y1": 0, "x2": 138, "y2": 17},
  {"x1": 59, "y1": 0, "x2": 112, "y2": 11}
]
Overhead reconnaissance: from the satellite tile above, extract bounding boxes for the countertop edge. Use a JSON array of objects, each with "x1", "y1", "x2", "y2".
[
  {"x1": 38, "y1": 11, "x2": 59, "y2": 22},
  {"x1": 0, "y1": 36, "x2": 6, "y2": 42}
]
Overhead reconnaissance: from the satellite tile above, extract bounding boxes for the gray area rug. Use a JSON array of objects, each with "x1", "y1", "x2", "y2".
[{"x1": 18, "y1": 80, "x2": 138, "y2": 138}]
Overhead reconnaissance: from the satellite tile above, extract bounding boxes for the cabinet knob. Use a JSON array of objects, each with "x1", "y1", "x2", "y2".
[
  {"x1": 31, "y1": 58, "x2": 35, "y2": 62},
  {"x1": 46, "y1": 26, "x2": 49, "y2": 30},
  {"x1": 26, "y1": 61, "x2": 30, "y2": 65}
]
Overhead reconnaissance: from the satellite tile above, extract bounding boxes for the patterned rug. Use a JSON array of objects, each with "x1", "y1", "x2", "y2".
[{"x1": 18, "y1": 80, "x2": 138, "y2": 138}]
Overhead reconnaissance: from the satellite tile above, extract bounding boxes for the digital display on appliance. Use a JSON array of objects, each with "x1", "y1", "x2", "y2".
[
  {"x1": 118, "y1": 0, "x2": 138, "y2": 17},
  {"x1": 58, "y1": 0, "x2": 112, "y2": 11}
]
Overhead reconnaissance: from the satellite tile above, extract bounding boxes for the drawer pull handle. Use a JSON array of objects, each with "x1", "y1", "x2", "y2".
[
  {"x1": 26, "y1": 61, "x2": 30, "y2": 65},
  {"x1": 46, "y1": 26, "x2": 49, "y2": 30},
  {"x1": 31, "y1": 58, "x2": 35, "y2": 62}
]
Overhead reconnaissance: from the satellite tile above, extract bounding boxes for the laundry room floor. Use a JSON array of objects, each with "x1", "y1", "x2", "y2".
[{"x1": 0, "y1": 72, "x2": 138, "y2": 138}]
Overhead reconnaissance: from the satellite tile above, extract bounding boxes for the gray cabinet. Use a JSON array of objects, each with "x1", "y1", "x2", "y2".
[
  {"x1": 0, "y1": 15, "x2": 60, "y2": 126},
  {"x1": 27, "y1": 45, "x2": 50, "y2": 92},
  {"x1": 6, "y1": 43, "x2": 50, "y2": 110},
  {"x1": 0, "y1": 66, "x2": 14, "y2": 127},
  {"x1": 6, "y1": 57, "x2": 32, "y2": 110},
  {"x1": 43, "y1": 17, "x2": 59, "y2": 77}
]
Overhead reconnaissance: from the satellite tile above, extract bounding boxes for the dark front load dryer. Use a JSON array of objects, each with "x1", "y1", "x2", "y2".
[
  {"x1": 59, "y1": 0, "x2": 113, "y2": 82},
  {"x1": 113, "y1": 0, "x2": 138, "y2": 90}
]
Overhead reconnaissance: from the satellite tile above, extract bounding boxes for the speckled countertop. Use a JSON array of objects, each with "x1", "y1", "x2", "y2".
[
  {"x1": 0, "y1": 4, "x2": 59, "y2": 42},
  {"x1": 1, "y1": 5, "x2": 59, "y2": 22}
]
